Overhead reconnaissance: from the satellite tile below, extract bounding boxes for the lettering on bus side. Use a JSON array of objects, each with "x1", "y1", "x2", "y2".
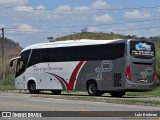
[{"x1": 33, "y1": 64, "x2": 63, "y2": 72}]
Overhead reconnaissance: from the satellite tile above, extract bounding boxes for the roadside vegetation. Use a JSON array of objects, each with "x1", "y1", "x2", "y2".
[
  {"x1": 0, "y1": 37, "x2": 21, "y2": 90},
  {"x1": 126, "y1": 86, "x2": 160, "y2": 97}
]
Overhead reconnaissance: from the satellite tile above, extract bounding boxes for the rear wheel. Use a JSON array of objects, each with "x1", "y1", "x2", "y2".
[
  {"x1": 87, "y1": 81, "x2": 102, "y2": 96},
  {"x1": 28, "y1": 82, "x2": 40, "y2": 94},
  {"x1": 51, "y1": 90, "x2": 62, "y2": 95},
  {"x1": 110, "y1": 91, "x2": 125, "y2": 97}
]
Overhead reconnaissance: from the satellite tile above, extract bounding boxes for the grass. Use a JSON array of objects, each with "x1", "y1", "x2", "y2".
[
  {"x1": 0, "y1": 85, "x2": 15, "y2": 90},
  {"x1": 0, "y1": 74, "x2": 15, "y2": 90},
  {"x1": 126, "y1": 86, "x2": 160, "y2": 97}
]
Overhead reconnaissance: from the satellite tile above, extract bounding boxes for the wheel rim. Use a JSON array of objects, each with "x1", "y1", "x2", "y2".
[
  {"x1": 30, "y1": 84, "x2": 36, "y2": 90},
  {"x1": 89, "y1": 84, "x2": 96, "y2": 94}
]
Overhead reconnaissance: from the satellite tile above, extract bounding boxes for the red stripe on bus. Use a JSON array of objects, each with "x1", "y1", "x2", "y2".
[
  {"x1": 67, "y1": 61, "x2": 84, "y2": 89},
  {"x1": 47, "y1": 61, "x2": 85, "y2": 90}
]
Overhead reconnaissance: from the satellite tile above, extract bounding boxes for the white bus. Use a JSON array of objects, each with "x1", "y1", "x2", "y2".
[{"x1": 10, "y1": 39, "x2": 156, "y2": 97}]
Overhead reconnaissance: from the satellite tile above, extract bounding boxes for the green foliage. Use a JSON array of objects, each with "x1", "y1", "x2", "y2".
[
  {"x1": 0, "y1": 85, "x2": 15, "y2": 90},
  {"x1": 52, "y1": 32, "x2": 130, "y2": 42},
  {"x1": 0, "y1": 74, "x2": 14, "y2": 86},
  {"x1": 126, "y1": 86, "x2": 160, "y2": 97},
  {"x1": 0, "y1": 37, "x2": 22, "y2": 81},
  {"x1": 0, "y1": 59, "x2": 15, "y2": 80},
  {"x1": 155, "y1": 41, "x2": 160, "y2": 81}
]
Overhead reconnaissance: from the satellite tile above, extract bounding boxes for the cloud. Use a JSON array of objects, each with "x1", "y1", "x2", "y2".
[
  {"x1": 91, "y1": 0, "x2": 108, "y2": 9},
  {"x1": 0, "y1": 24, "x2": 5, "y2": 28},
  {"x1": 124, "y1": 10, "x2": 151, "y2": 19},
  {"x1": 54, "y1": 5, "x2": 92, "y2": 15},
  {"x1": 92, "y1": 14, "x2": 114, "y2": 23},
  {"x1": 36, "y1": 5, "x2": 45, "y2": 10},
  {"x1": 87, "y1": 27, "x2": 101, "y2": 32},
  {"x1": 16, "y1": 23, "x2": 40, "y2": 34},
  {"x1": 14, "y1": 6, "x2": 33, "y2": 12},
  {"x1": 55, "y1": 5, "x2": 71, "y2": 12},
  {"x1": 74, "y1": 6, "x2": 90, "y2": 11},
  {"x1": 0, "y1": 0, "x2": 28, "y2": 6},
  {"x1": 12, "y1": 4, "x2": 93, "y2": 21},
  {"x1": 158, "y1": 8, "x2": 160, "y2": 12},
  {"x1": 126, "y1": 23, "x2": 137, "y2": 27}
]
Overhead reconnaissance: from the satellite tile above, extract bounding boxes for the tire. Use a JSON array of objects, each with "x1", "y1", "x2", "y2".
[
  {"x1": 87, "y1": 81, "x2": 101, "y2": 96},
  {"x1": 110, "y1": 91, "x2": 125, "y2": 97},
  {"x1": 51, "y1": 90, "x2": 62, "y2": 95},
  {"x1": 28, "y1": 82, "x2": 40, "y2": 94}
]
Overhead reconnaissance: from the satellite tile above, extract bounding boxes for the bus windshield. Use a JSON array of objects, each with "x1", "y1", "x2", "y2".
[
  {"x1": 130, "y1": 41, "x2": 155, "y2": 59},
  {"x1": 16, "y1": 50, "x2": 31, "y2": 77}
]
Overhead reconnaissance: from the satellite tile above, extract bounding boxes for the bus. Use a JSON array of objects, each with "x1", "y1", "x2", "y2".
[{"x1": 10, "y1": 39, "x2": 156, "y2": 97}]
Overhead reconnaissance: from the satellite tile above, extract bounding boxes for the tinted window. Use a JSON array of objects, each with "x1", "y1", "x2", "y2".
[
  {"x1": 16, "y1": 50, "x2": 31, "y2": 77},
  {"x1": 28, "y1": 43, "x2": 125, "y2": 67},
  {"x1": 130, "y1": 41, "x2": 155, "y2": 58}
]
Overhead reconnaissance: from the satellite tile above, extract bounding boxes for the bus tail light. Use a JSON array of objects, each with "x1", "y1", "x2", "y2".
[{"x1": 126, "y1": 66, "x2": 131, "y2": 80}]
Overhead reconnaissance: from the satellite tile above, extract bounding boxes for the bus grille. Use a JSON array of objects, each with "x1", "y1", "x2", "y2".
[{"x1": 113, "y1": 73, "x2": 122, "y2": 87}]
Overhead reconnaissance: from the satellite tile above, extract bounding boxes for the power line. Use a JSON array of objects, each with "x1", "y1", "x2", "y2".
[
  {"x1": 0, "y1": 5, "x2": 160, "y2": 11},
  {"x1": 5, "y1": 26, "x2": 160, "y2": 35},
  {"x1": 103, "y1": 26, "x2": 160, "y2": 33},
  {"x1": 5, "y1": 18, "x2": 160, "y2": 30}
]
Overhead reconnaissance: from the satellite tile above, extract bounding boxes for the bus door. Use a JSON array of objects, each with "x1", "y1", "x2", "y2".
[
  {"x1": 129, "y1": 40, "x2": 155, "y2": 84},
  {"x1": 37, "y1": 73, "x2": 46, "y2": 89}
]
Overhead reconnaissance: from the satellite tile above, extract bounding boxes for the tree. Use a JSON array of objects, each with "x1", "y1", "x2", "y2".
[{"x1": 81, "y1": 27, "x2": 88, "y2": 33}]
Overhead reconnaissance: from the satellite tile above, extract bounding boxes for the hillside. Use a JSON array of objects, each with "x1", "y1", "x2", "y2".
[
  {"x1": 0, "y1": 37, "x2": 22, "y2": 80},
  {"x1": 52, "y1": 32, "x2": 133, "y2": 42},
  {"x1": 52, "y1": 32, "x2": 160, "y2": 42},
  {"x1": 0, "y1": 37, "x2": 22, "y2": 60}
]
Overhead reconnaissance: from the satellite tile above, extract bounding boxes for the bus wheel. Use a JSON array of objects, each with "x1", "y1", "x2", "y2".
[
  {"x1": 110, "y1": 91, "x2": 125, "y2": 97},
  {"x1": 51, "y1": 90, "x2": 62, "y2": 95},
  {"x1": 87, "y1": 81, "x2": 99, "y2": 96},
  {"x1": 28, "y1": 82, "x2": 40, "y2": 94}
]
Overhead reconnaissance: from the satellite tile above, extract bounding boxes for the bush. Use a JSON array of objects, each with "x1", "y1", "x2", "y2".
[{"x1": 0, "y1": 74, "x2": 14, "y2": 86}]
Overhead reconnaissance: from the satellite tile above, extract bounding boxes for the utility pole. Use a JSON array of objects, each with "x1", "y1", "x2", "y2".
[{"x1": 1, "y1": 28, "x2": 5, "y2": 81}]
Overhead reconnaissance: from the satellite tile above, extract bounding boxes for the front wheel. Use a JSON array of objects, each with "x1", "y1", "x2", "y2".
[
  {"x1": 87, "y1": 81, "x2": 102, "y2": 96},
  {"x1": 28, "y1": 82, "x2": 40, "y2": 94}
]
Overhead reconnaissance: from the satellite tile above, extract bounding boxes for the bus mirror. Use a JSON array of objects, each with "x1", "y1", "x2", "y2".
[
  {"x1": 95, "y1": 67, "x2": 100, "y2": 73},
  {"x1": 10, "y1": 60, "x2": 13, "y2": 67},
  {"x1": 10, "y1": 56, "x2": 21, "y2": 67}
]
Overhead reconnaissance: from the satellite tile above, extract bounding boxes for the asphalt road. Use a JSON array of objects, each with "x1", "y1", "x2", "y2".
[{"x1": 0, "y1": 92, "x2": 159, "y2": 120}]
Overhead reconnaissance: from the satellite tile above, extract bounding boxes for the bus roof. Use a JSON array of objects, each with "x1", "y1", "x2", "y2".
[{"x1": 21, "y1": 39, "x2": 128, "y2": 53}]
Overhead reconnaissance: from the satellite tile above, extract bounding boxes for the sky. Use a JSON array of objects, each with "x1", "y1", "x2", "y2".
[{"x1": 0, "y1": 0, "x2": 160, "y2": 47}]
